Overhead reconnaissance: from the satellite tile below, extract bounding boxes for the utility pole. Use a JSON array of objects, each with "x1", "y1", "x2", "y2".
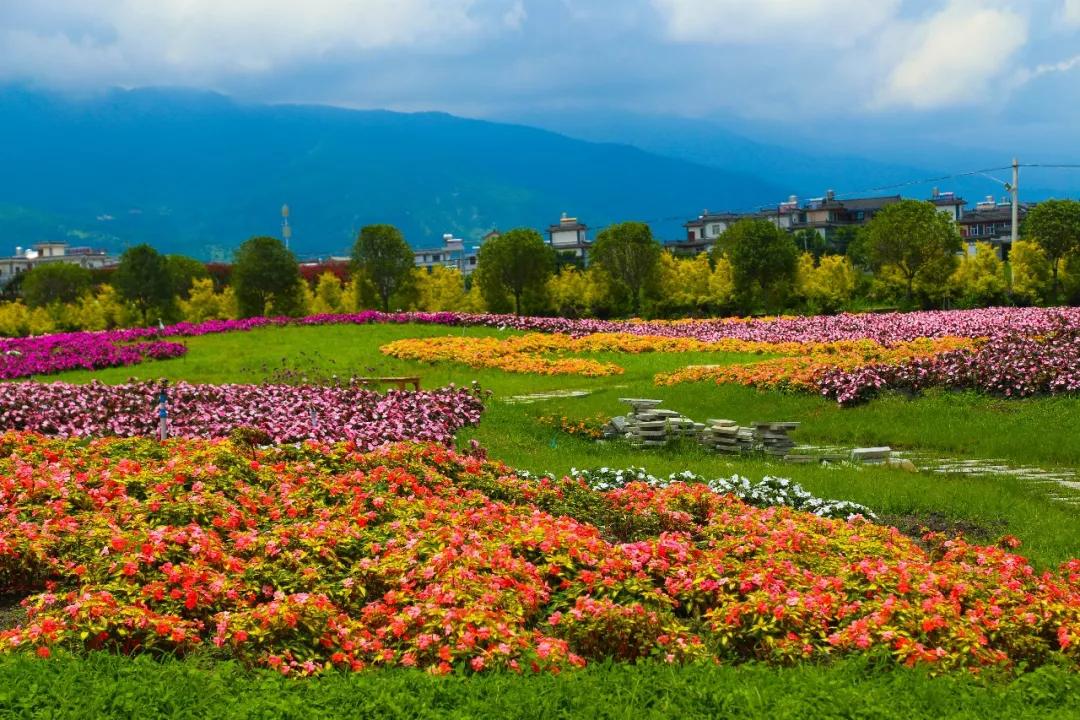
[
  {"x1": 281, "y1": 204, "x2": 292, "y2": 251},
  {"x1": 1010, "y1": 158, "x2": 1019, "y2": 247}
]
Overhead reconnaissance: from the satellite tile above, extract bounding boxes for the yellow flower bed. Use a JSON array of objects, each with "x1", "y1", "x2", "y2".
[
  {"x1": 655, "y1": 337, "x2": 982, "y2": 391},
  {"x1": 380, "y1": 333, "x2": 982, "y2": 381}
]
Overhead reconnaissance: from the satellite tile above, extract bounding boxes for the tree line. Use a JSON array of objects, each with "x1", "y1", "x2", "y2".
[{"x1": 2, "y1": 199, "x2": 1080, "y2": 336}]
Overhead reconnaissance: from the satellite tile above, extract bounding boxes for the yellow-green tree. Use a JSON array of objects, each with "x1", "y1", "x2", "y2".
[
  {"x1": 797, "y1": 253, "x2": 857, "y2": 314},
  {"x1": 1009, "y1": 239, "x2": 1052, "y2": 305},
  {"x1": 311, "y1": 272, "x2": 345, "y2": 314},
  {"x1": 416, "y1": 267, "x2": 468, "y2": 311},
  {"x1": 950, "y1": 243, "x2": 1008, "y2": 307}
]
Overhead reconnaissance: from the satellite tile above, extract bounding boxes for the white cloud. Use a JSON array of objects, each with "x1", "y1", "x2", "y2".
[
  {"x1": 651, "y1": 0, "x2": 901, "y2": 46},
  {"x1": 1064, "y1": 0, "x2": 1080, "y2": 25},
  {"x1": 874, "y1": 1, "x2": 1028, "y2": 110},
  {"x1": 0, "y1": 0, "x2": 523, "y2": 85}
]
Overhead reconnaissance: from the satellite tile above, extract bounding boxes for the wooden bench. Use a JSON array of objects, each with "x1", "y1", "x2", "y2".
[{"x1": 357, "y1": 376, "x2": 421, "y2": 391}]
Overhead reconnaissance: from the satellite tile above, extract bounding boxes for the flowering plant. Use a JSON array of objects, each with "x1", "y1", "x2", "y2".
[{"x1": 3, "y1": 433, "x2": 1077, "y2": 676}]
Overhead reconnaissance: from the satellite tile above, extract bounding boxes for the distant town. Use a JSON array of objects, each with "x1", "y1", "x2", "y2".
[{"x1": 0, "y1": 189, "x2": 1029, "y2": 286}]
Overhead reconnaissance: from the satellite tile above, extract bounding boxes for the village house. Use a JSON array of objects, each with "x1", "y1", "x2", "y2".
[{"x1": 0, "y1": 242, "x2": 115, "y2": 288}]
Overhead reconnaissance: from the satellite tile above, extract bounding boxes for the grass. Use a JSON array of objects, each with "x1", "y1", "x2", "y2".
[
  {"x1": 1, "y1": 652, "x2": 1079, "y2": 720},
  {"x1": 17, "y1": 321, "x2": 1080, "y2": 716}
]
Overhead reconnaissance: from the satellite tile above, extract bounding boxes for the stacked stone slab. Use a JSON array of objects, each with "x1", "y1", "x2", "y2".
[
  {"x1": 754, "y1": 422, "x2": 800, "y2": 458},
  {"x1": 612, "y1": 399, "x2": 705, "y2": 448},
  {"x1": 699, "y1": 419, "x2": 756, "y2": 455}
]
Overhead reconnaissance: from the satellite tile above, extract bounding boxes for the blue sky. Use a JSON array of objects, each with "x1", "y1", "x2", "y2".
[{"x1": 2, "y1": 1, "x2": 1078, "y2": 156}]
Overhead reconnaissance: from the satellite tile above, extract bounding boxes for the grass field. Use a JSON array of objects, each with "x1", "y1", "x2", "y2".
[{"x1": 17, "y1": 322, "x2": 1080, "y2": 717}]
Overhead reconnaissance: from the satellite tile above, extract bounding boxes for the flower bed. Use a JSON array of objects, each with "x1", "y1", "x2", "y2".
[
  {"x1": 819, "y1": 326, "x2": 1080, "y2": 405},
  {"x1": 0, "y1": 334, "x2": 186, "y2": 380},
  {"x1": 2, "y1": 433, "x2": 1078, "y2": 675},
  {"x1": 0, "y1": 381, "x2": 484, "y2": 446},
  {"x1": 7, "y1": 307, "x2": 1080, "y2": 379}
]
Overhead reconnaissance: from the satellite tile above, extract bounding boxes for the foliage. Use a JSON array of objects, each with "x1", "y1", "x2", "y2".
[
  {"x1": 795, "y1": 254, "x2": 857, "y2": 314},
  {"x1": 351, "y1": 225, "x2": 416, "y2": 313},
  {"x1": 546, "y1": 267, "x2": 612, "y2": 319},
  {"x1": 166, "y1": 255, "x2": 210, "y2": 300},
  {"x1": 950, "y1": 243, "x2": 1008, "y2": 308},
  {"x1": 474, "y1": 228, "x2": 554, "y2": 315},
  {"x1": 865, "y1": 201, "x2": 963, "y2": 305},
  {"x1": 590, "y1": 222, "x2": 662, "y2": 315},
  {"x1": 232, "y1": 237, "x2": 302, "y2": 318},
  {"x1": 718, "y1": 219, "x2": 799, "y2": 314},
  {"x1": 20, "y1": 263, "x2": 92, "y2": 309},
  {"x1": 651, "y1": 253, "x2": 716, "y2": 318},
  {"x1": 112, "y1": 244, "x2": 177, "y2": 323},
  {"x1": 415, "y1": 267, "x2": 469, "y2": 312},
  {"x1": 4, "y1": 653, "x2": 1080, "y2": 720},
  {"x1": 179, "y1": 278, "x2": 239, "y2": 323},
  {"x1": 1023, "y1": 199, "x2": 1080, "y2": 303},
  {"x1": 310, "y1": 273, "x2": 346, "y2": 315}
]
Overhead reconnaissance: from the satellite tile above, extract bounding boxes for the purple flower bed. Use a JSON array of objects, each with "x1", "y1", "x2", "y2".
[
  {"x1": 819, "y1": 325, "x2": 1080, "y2": 405},
  {"x1": 0, "y1": 334, "x2": 186, "y2": 380},
  {"x1": 0, "y1": 381, "x2": 485, "y2": 446}
]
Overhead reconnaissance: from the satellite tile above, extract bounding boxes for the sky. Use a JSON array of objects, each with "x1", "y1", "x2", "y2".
[{"x1": 1, "y1": 1, "x2": 1079, "y2": 157}]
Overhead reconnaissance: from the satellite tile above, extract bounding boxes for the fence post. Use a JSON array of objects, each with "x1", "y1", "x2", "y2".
[{"x1": 158, "y1": 380, "x2": 169, "y2": 442}]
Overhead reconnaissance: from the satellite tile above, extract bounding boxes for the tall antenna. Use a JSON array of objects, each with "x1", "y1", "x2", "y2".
[{"x1": 281, "y1": 204, "x2": 292, "y2": 250}]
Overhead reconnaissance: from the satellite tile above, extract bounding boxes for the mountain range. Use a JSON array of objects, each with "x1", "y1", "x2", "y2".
[{"x1": 0, "y1": 86, "x2": 1071, "y2": 260}]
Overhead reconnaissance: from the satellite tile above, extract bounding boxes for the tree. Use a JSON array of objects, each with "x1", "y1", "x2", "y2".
[
  {"x1": 717, "y1": 219, "x2": 799, "y2": 314},
  {"x1": 1009, "y1": 239, "x2": 1052, "y2": 306},
  {"x1": 474, "y1": 228, "x2": 554, "y2": 315},
  {"x1": 166, "y1": 255, "x2": 210, "y2": 300},
  {"x1": 590, "y1": 222, "x2": 661, "y2": 315},
  {"x1": 949, "y1": 243, "x2": 1008, "y2": 308},
  {"x1": 112, "y1": 244, "x2": 176, "y2": 323},
  {"x1": 1022, "y1": 199, "x2": 1080, "y2": 303},
  {"x1": 416, "y1": 266, "x2": 468, "y2": 312},
  {"x1": 865, "y1": 200, "x2": 962, "y2": 304},
  {"x1": 20, "y1": 263, "x2": 92, "y2": 308},
  {"x1": 797, "y1": 253, "x2": 858, "y2": 314},
  {"x1": 351, "y1": 224, "x2": 415, "y2": 313},
  {"x1": 232, "y1": 236, "x2": 302, "y2": 318},
  {"x1": 310, "y1": 272, "x2": 346, "y2": 314}
]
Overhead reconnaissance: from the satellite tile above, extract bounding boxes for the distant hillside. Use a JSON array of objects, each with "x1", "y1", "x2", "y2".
[{"x1": 0, "y1": 87, "x2": 784, "y2": 259}]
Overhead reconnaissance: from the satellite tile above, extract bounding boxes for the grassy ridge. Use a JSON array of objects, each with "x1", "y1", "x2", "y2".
[{"x1": 1, "y1": 652, "x2": 1078, "y2": 720}]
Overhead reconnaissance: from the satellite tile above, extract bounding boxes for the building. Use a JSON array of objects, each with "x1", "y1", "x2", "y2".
[
  {"x1": 929, "y1": 188, "x2": 966, "y2": 221},
  {"x1": 413, "y1": 233, "x2": 484, "y2": 277},
  {"x1": 547, "y1": 213, "x2": 592, "y2": 264},
  {"x1": 788, "y1": 192, "x2": 902, "y2": 240},
  {"x1": 0, "y1": 242, "x2": 115, "y2": 288},
  {"x1": 957, "y1": 196, "x2": 1028, "y2": 260}
]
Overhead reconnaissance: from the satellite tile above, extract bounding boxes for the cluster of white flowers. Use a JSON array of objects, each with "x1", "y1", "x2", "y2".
[{"x1": 526, "y1": 465, "x2": 876, "y2": 521}]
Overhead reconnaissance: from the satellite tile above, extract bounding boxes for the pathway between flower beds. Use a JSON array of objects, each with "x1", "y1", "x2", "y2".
[{"x1": 0, "y1": 381, "x2": 484, "y2": 447}]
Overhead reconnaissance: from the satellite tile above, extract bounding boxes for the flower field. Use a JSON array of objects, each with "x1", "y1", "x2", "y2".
[
  {"x1": 0, "y1": 381, "x2": 484, "y2": 446},
  {"x1": 0, "y1": 334, "x2": 187, "y2": 380},
  {"x1": 1, "y1": 433, "x2": 1079, "y2": 676}
]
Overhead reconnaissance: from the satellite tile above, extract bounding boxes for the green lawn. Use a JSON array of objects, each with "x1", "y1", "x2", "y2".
[
  {"x1": 21, "y1": 322, "x2": 1080, "y2": 716},
  {"x1": 2, "y1": 652, "x2": 1079, "y2": 720}
]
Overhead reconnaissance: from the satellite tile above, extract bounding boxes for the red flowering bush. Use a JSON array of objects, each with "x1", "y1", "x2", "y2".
[{"x1": 1, "y1": 433, "x2": 1078, "y2": 676}]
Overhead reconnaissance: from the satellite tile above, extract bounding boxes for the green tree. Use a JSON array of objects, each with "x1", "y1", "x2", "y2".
[
  {"x1": 350, "y1": 224, "x2": 415, "y2": 312},
  {"x1": 232, "y1": 236, "x2": 302, "y2": 318},
  {"x1": 716, "y1": 219, "x2": 799, "y2": 314},
  {"x1": 589, "y1": 221, "x2": 661, "y2": 315},
  {"x1": 166, "y1": 255, "x2": 210, "y2": 300},
  {"x1": 865, "y1": 200, "x2": 962, "y2": 304},
  {"x1": 1022, "y1": 199, "x2": 1080, "y2": 303},
  {"x1": 20, "y1": 263, "x2": 92, "y2": 308},
  {"x1": 112, "y1": 244, "x2": 176, "y2": 323},
  {"x1": 474, "y1": 228, "x2": 554, "y2": 315}
]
